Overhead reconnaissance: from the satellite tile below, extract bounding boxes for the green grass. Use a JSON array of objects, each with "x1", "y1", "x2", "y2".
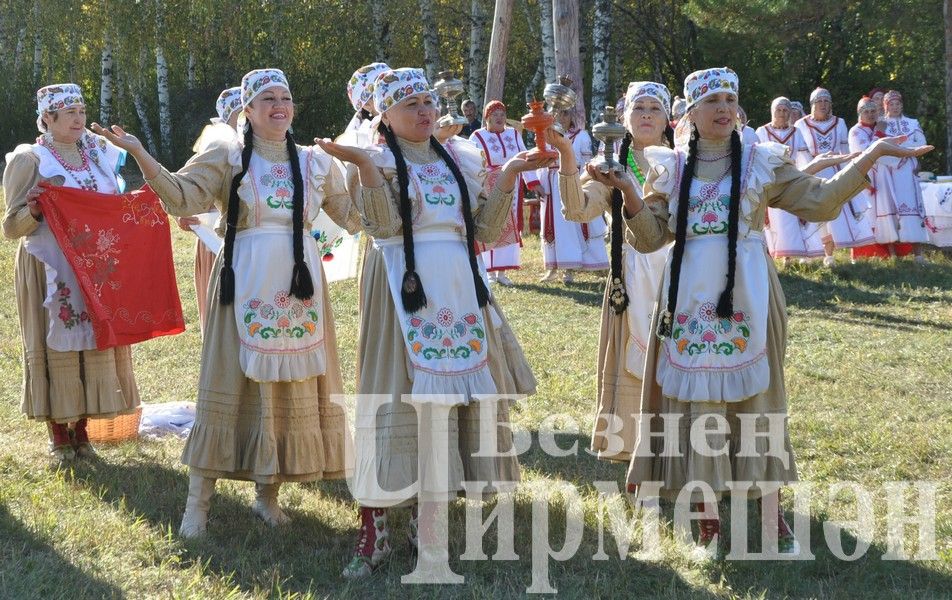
[{"x1": 0, "y1": 192, "x2": 950, "y2": 598}]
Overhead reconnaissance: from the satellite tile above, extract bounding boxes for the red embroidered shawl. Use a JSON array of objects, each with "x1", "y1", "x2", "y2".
[{"x1": 39, "y1": 184, "x2": 185, "y2": 349}]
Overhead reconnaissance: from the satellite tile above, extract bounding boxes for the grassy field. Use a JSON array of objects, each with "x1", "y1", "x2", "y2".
[{"x1": 0, "y1": 195, "x2": 950, "y2": 598}]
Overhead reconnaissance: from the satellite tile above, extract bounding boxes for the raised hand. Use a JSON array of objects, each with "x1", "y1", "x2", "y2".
[
  {"x1": 585, "y1": 163, "x2": 637, "y2": 195},
  {"x1": 90, "y1": 123, "x2": 145, "y2": 155},
  {"x1": 314, "y1": 138, "x2": 371, "y2": 166},
  {"x1": 502, "y1": 150, "x2": 556, "y2": 175},
  {"x1": 434, "y1": 123, "x2": 463, "y2": 144},
  {"x1": 874, "y1": 135, "x2": 933, "y2": 158},
  {"x1": 802, "y1": 151, "x2": 860, "y2": 175}
]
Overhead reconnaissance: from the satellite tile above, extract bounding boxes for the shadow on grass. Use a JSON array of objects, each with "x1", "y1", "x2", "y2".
[
  {"x1": 0, "y1": 503, "x2": 125, "y2": 599},
  {"x1": 513, "y1": 278, "x2": 606, "y2": 307}
]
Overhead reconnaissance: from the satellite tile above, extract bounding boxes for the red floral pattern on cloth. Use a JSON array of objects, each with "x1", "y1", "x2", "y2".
[
  {"x1": 242, "y1": 291, "x2": 319, "y2": 339},
  {"x1": 406, "y1": 308, "x2": 486, "y2": 360},
  {"x1": 38, "y1": 184, "x2": 185, "y2": 349},
  {"x1": 672, "y1": 301, "x2": 752, "y2": 356}
]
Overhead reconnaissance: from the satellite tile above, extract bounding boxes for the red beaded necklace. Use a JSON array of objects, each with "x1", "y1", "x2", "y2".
[{"x1": 39, "y1": 135, "x2": 100, "y2": 191}]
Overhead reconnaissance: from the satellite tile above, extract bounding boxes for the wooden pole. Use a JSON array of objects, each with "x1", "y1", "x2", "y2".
[
  {"x1": 483, "y1": 0, "x2": 514, "y2": 106},
  {"x1": 552, "y1": 0, "x2": 585, "y2": 127}
]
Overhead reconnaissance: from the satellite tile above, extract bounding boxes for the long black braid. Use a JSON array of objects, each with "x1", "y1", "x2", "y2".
[
  {"x1": 285, "y1": 130, "x2": 314, "y2": 300},
  {"x1": 716, "y1": 129, "x2": 742, "y2": 318},
  {"x1": 219, "y1": 123, "x2": 255, "y2": 305},
  {"x1": 663, "y1": 124, "x2": 675, "y2": 149},
  {"x1": 429, "y1": 137, "x2": 490, "y2": 309},
  {"x1": 658, "y1": 125, "x2": 742, "y2": 336},
  {"x1": 379, "y1": 122, "x2": 427, "y2": 312},
  {"x1": 358, "y1": 108, "x2": 372, "y2": 121},
  {"x1": 608, "y1": 133, "x2": 633, "y2": 314},
  {"x1": 657, "y1": 124, "x2": 699, "y2": 337}
]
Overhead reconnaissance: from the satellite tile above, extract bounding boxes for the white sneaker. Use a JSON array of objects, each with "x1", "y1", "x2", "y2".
[{"x1": 539, "y1": 270, "x2": 558, "y2": 282}]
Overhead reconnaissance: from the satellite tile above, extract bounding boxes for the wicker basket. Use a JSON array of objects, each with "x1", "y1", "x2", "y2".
[{"x1": 87, "y1": 406, "x2": 142, "y2": 443}]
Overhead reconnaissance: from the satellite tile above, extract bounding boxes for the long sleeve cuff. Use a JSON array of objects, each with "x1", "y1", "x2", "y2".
[
  {"x1": 4, "y1": 207, "x2": 40, "y2": 238},
  {"x1": 475, "y1": 187, "x2": 515, "y2": 244},
  {"x1": 358, "y1": 185, "x2": 401, "y2": 238}
]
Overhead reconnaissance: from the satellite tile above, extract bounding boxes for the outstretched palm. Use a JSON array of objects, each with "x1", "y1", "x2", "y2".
[
  {"x1": 90, "y1": 123, "x2": 145, "y2": 154},
  {"x1": 314, "y1": 138, "x2": 370, "y2": 165},
  {"x1": 875, "y1": 135, "x2": 933, "y2": 159}
]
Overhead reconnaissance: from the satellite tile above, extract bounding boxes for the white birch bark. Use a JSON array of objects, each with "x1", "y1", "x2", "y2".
[
  {"x1": 539, "y1": 0, "x2": 556, "y2": 82},
  {"x1": 370, "y1": 0, "x2": 391, "y2": 63},
  {"x1": 100, "y1": 36, "x2": 114, "y2": 124},
  {"x1": 418, "y1": 0, "x2": 442, "y2": 82},
  {"x1": 154, "y1": 0, "x2": 173, "y2": 161},
  {"x1": 467, "y1": 0, "x2": 488, "y2": 106},
  {"x1": 590, "y1": 0, "x2": 611, "y2": 127}
]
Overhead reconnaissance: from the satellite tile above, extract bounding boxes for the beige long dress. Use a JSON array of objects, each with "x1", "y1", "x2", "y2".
[
  {"x1": 2, "y1": 140, "x2": 140, "y2": 424},
  {"x1": 558, "y1": 147, "x2": 669, "y2": 462},
  {"x1": 351, "y1": 137, "x2": 535, "y2": 507},
  {"x1": 621, "y1": 138, "x2": 868, "y2": 501},
  {"x1": 145, "y1": 135, "x2": 360, "y2": 484}
]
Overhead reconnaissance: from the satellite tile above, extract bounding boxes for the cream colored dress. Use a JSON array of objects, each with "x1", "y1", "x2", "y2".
[
  {"x1": 145, "y1": 135, "x2": 360, "y2": 484},
  {"x1": 2, "y1": 138, "x2": 140, "y2": 424},
  {"x1": 622, "y1": 137, "x2": 868, "y2": 501},
  {"x1": 558, "y1": 147, "x2": 669, "y2": 462},
  {"x1": 351, "y1": 137, "x2": 535, "y2": 507}
]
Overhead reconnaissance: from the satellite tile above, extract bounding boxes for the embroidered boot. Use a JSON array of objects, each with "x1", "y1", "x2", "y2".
[
  {"x1": 252, "y1": 482, "x2": 290, "y2": 526},
  {"x1": 342, "y1": 507, "x2": 391, "y2": 579},
  {"x1": 48, "y1": 421, "x2": 75, "y2": 462},
  {"x1": 72, "y1": 418, "x2": 97, "y2": 459},
  {"x1": 695, "y1": 502, "x2": 720, "y2": 549},
  {"x1": 179, "y1": 474, "x2": 216, "y2": 538}
]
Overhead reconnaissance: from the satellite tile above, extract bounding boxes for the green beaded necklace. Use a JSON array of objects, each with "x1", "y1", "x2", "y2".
[{"x1": 626, "y1": 151, "x2": 646, "y2": 185}]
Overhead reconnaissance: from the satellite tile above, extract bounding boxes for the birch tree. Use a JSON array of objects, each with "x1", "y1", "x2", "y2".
[
  {"x1": 154, "y1": 0, "x2": 173, "y2": 162},
  {"x1": 539, "y1": 0, "x2": 556, "y2": 82},
  {"x1": 370, "y1": 0, "x2": 391, "y2": 63},
  {"x1": 100, "y1": 34, "x2": 114, "y2": 124},
  {"x1": 419, "y1": 0, "x2": 442, "y2": 81},
  {"x1": 467, "y1": 0, "x2": 489, "y2": 107},
  {"x1": 590, "y1": 0, "x2": 611, "y2": 127}
]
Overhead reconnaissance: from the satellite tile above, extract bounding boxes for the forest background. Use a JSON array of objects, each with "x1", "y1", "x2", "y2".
[{"x1": 0, "y1": 0, "x2": 950, "y2": 174}]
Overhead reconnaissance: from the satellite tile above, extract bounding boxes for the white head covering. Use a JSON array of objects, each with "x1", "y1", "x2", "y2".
[
  {"x1": 36, "y1": 83, "x2": 84, "y2": 133},
  {"x1": 241, "y1": 68, "x2": 290, "y2": 108},
  {"x1": 674, "y1": 68, "x2": 740, "y2": 145},
  {"x1": 682, "y1": 67, "x2": 739, "y2": 112},
  {"x1": 809, "y1": 87, "x2": 832, "y2": 105},
  {"x1": 790, "y1": 100, "x2": 804, "y2": 113},
  {"x1": 214, "y1": 86, "x2": 242, "y2": 124},
  {"x1": 883, "y1": 90, "x2": 902, "y2": 106},
  {"x1": 625, "y1": 81, "x2": 671, "y2": 117},
  {"x1": 671, "y1": 97, "x2": 687, "y2": 121},
  {"x1": 347, "y1": 62, "x2": 390, "y2": 112},
  {"x1": 857, "y1": 96, "x2": 878, "y2": 114},
  {"x1": 372, "y1": 67, "x2": 437, "y2": 114},
  {"x1": 770, "y1": 96, "x2": 792, "y2": 114}
]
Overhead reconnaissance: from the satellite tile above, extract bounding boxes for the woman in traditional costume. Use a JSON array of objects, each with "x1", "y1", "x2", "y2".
[
  {"x1": 318, "y1": 67, "x2": 540, "y2": 578},
  {"x1": 756, "y1": 97, "x2": 824, "y2": 263},
  {"x1": 94, "y1": 69, "x2": 359, "y2": 537},
  {"x1": 551, "y1": 81, "x2": 673, "y2": 464},
  {"x1": 468, "y1": 100, "x2": 537, "y2": 286},
  {"x1": 794, "y1": 88, "x2": 875, "y2": 265},
  {"x1": 875, "y1": 90, "x2": 930, "y2": 262},
  {"x1": 538, "y1": 107, "x2": 609, "y2": 283},
  {"x1": 2, "y1": 84, "x2": 140, "y2": 462},
  {"x1": 608, "y1": 68, "x2": 929, "y2": 554}
]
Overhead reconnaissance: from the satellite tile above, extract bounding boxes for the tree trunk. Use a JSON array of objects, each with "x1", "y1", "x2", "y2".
[
  {"x1": 31, "y1": 0, "x2": 41, "y2": 85},
  {"x1": 467, "y1": 0, "x2": 489, "y2": 107},
  {"x1": 370, "y1": 0, "x2": 391, "y2": 63},
  {"x1": 552, "y1": 0, "x2": 585, "y2": 127},
  {"x1": 525, "y1": 58, "x2": 545, "y2": 103},
  {"x1": 187, "y1": 53, "x2": 196, "y2": 92},
  {"x1": 100, "y1": 36, "x2": 114, "y2": 124},
  {"x1": 590, "y1": 0, "x2": 611, "y2": 127},
  {"x1": 130, "y1": 84, "x2": 160, "y2": 158},
  {"x1": 155, "y1": 0, "x2": 173, "y2": 162},
  {"x1": 484, "y1": 0, "x2": 514, "y2": 105},
  {"x1": 945, "y1": 0, "x2": 952, "y2": 173},
  {"x1": 539, "y1": 0, "x2": 556, "y2": 82},
  {"x1": 13, "y1": 26, "x2": 25, "y2": 73},
  {"x1": 418, "y1": 0, "x2": 442, "y2": 81}
]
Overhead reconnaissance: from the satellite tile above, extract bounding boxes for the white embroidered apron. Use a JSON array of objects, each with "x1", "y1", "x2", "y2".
[
  {"x1": 232, "y1": 150, "x2": 327, "y2": 382},
  {"x1": 656, "y1": 160, "x2": 770, "y2": 402},
  {"x1": 376, "y1": 158, "x2": 496, "y2": 405},
  {"x1": 25, "y1": 139, "x2": 124, "y2": 351}
]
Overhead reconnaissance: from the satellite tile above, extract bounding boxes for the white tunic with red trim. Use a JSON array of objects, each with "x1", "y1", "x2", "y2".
[
  {"x1": 794, "y1": 116, "x2": 874, "y2": 248},
  {"x1": 872, "y1": 115, "x2": 929, "y2": 243},
  {"x1": 468, "y1": 127, "x2": 536, "y2": 271},
  {"x1": 755, "y1": 124, "x2": 823, "y2": 257}
]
